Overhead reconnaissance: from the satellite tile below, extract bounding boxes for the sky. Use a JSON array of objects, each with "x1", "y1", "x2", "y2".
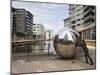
[{"x1": 12, "y1": 0, "x2": 69, "y2": 34}]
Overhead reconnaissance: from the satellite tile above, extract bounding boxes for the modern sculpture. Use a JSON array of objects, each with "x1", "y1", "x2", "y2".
[
  {"x1": 53, "y1": 27, "x2": 80, "y2": 59},
  {"x1": 53, "y1": 27, "x2": 94, "y2": 65}
]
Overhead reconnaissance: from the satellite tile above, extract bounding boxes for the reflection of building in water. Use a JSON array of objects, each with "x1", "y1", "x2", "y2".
[
  {"x1": 64, "y1": 5, "x2": 96, "y2": 40},
  {"x1": 44, "y1": 30, "x2": 55, "y2": 54},
  {"x1": 32, "y1": 23, "x2": 45, "y2": 53},
  {"x1": 12, "y1": 7, "x2": 33, "y2": 41},
  {"x1": 32, "y1": 42, "x2": 44, "y2": 53},
  {"x1": 32, "y1": 23, "x2": 45, "y2": 39}
]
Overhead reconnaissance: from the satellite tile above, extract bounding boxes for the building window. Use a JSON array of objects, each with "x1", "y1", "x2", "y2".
[
  {"x1": 72, "y1": 25, "x2": 75, "y2": 29},
  {"x1": 81, "y1": 18, "x2": 84, "y2": 20},
  {"x1": 77, "y1": 19, "x2": 80, "y2": 21},
  {"x1": 17, "y1": 19, "x2": 20, "y2": 23},
  {"x1": 77, "y1": 24, "x2": 80, "y2": 26},
  {"x1": 33, "y1": 29, "x2": 36, "y2": 31},
  {"x1": 72, "y1": 20, "x2": 76, "y2": 24},
  {"x1": 71, "y1": 7, "x2": 75, "y2": 11},
  {"x1": 72, "y1": 15, "x2": 75, "y2": 18},
  {"x1": 77, "y1": 9, "x2": 80, "y2": 11},
  {"x1": 77, "y1": 14, "x2": 80, "y2": 16}
]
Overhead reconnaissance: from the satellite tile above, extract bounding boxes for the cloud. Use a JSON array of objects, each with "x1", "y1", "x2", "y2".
[
  {"x1": 43, "y1": 23, "x2": 54, "y2": 30},
  {"x1": 54, "y1": 21, "x2": 64, "y2": 34}
]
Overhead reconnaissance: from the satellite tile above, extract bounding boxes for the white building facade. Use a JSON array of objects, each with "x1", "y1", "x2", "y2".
[
  {"x1": 64, "y1": 4, "x2": 96, "y2": 40},
  {"x1": 32, "y1": 23, "x2": 45, "y2": 39},
  {"x1": 69, "y1": 4, "x2": 84, "y2": 29},
  {"x1": 64, "y1": 17, "x2": 71, "y2": 28},
  {"x1": 44, "y1": 30, "x2": 56, "y2": 54}
]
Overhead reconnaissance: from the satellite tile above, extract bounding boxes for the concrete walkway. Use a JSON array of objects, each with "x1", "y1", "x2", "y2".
[{"x1": 11, "y1": 47, "x2": 96, "y2": 74}]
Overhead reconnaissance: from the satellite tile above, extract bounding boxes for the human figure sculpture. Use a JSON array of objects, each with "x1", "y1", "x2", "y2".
[{"x1": 80, "y1": 40, "x2": 94, "y2": 65}]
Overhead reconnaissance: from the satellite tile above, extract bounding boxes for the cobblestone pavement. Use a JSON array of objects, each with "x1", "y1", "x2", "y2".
[{"x1": 11, "y1": 47, "x2": 96, "y2": 74}]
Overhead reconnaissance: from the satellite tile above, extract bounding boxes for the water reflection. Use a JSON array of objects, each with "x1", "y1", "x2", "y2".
[
  {"x1": 12, "y1": 40, "x2": 54, "y2": 55},
  {"x1": 32, "y1": 42, "x2": 45, "y2": 53}
]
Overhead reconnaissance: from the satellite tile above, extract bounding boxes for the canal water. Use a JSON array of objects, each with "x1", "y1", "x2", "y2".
[{"x1": 12, "y1": 40, "x2": 55, "y2": 56}]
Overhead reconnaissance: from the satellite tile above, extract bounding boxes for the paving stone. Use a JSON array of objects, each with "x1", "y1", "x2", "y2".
[{"x1": 11, "y1": 48, "x2": 96, "y2": 74}]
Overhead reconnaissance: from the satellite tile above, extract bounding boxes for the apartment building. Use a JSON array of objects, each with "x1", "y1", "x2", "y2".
[
  {"x1": 12, "y1": 7, "x2": 33, "y2": 40},
  {"x1": 64, "y1": 4, "x2": 96, "y2": 40}
]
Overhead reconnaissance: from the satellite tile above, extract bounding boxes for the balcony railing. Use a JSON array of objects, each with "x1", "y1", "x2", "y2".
[
  {"x1": 84, "y1": 8, "x2": 94, "y2": 17},
  {"x1": 84, "y1": 15, "x2": 94, "y2": 23},
  {"x1": 75, "y1": 25, "x2": 84, "y2": 32}
]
